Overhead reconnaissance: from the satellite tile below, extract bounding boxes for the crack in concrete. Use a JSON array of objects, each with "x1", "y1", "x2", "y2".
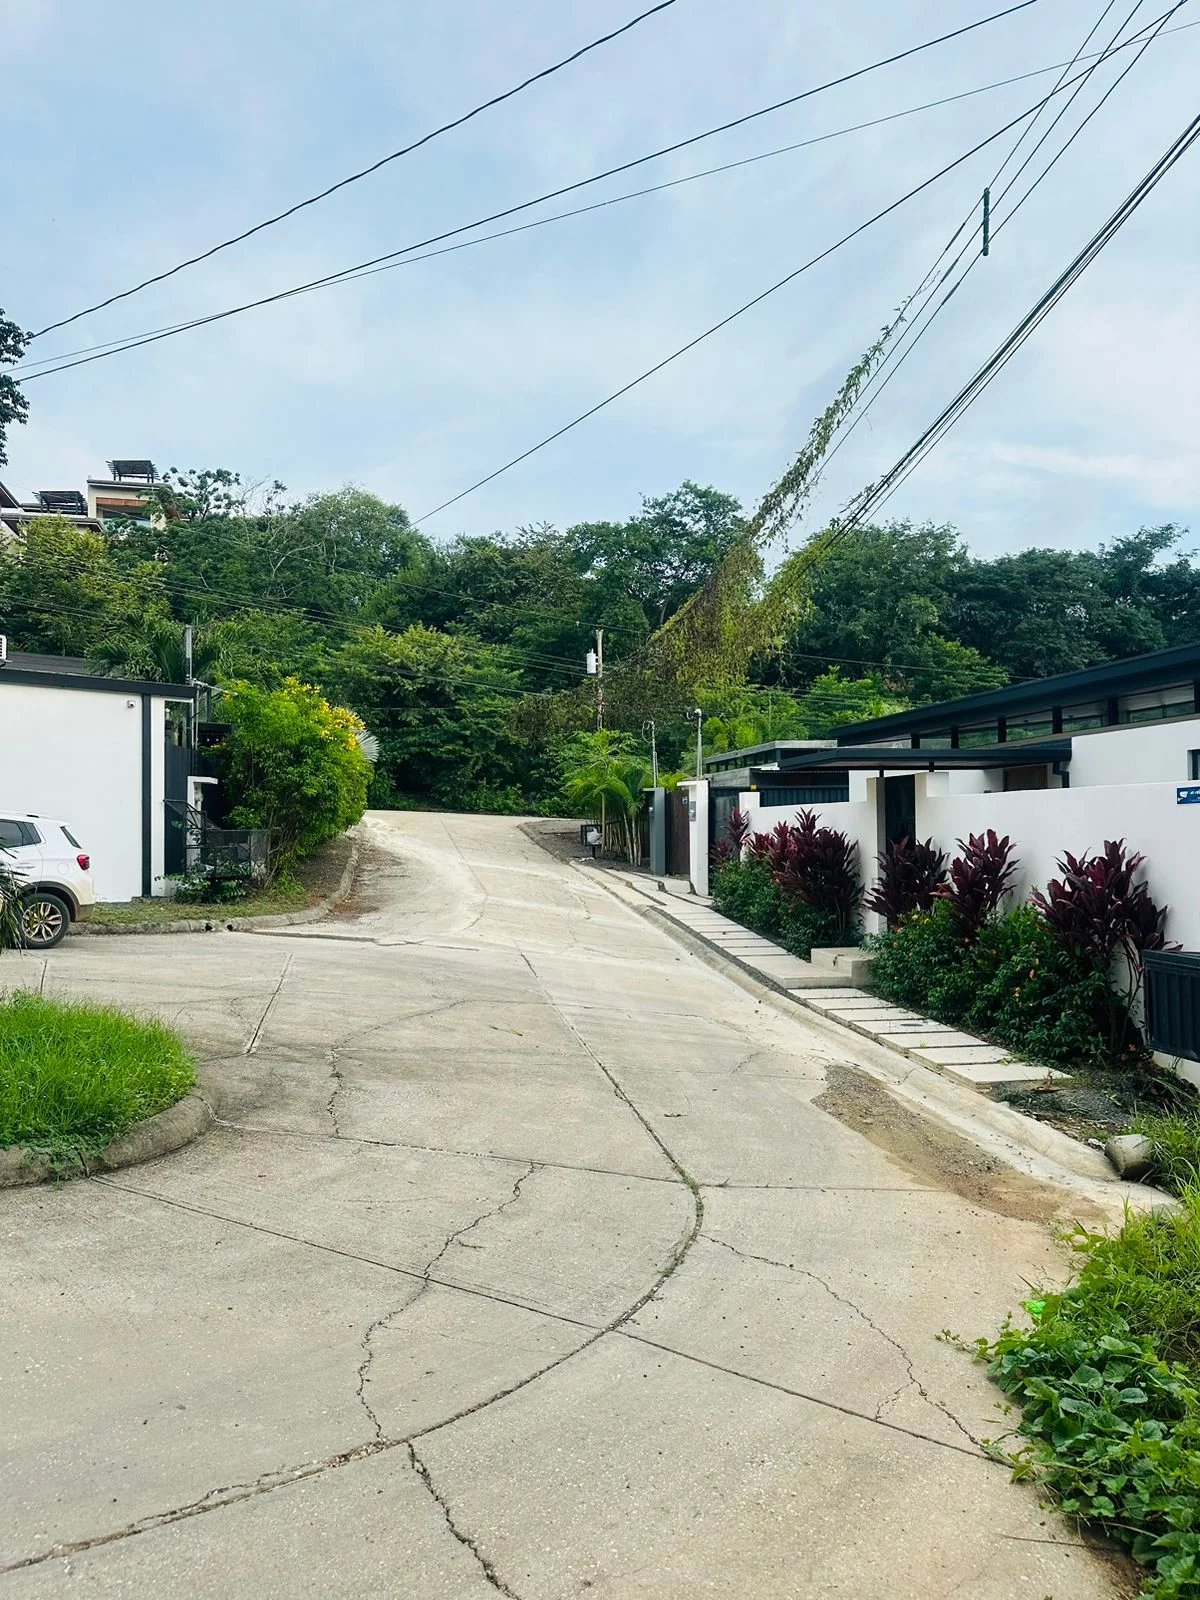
[
  {"x1": 407, "y1": 1444, "x2": 521, "y2": 1598},
  {"x1": 242, "y1": 955, "x2": 293, "y2": 1055},
  {"x1": 704, "y1": 1234, "x2": 980, "y2": 1447},
  {"x1": 355, "y1": 1164, "x2": 537, "y2": 1441},
  {"x1": 212, "y1": 1117, "x2": 678, "y2": 1187},
  {"x1": 325, "y1": 1049, "x2": 344, "y2": 1137}
]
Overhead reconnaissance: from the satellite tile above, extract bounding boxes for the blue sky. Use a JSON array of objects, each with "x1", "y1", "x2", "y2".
[{"x1": 3, "y1": 0, "x2": 1197, "y2": 559}]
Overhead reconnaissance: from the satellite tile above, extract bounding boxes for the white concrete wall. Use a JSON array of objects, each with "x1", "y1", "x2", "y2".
[
  {"x1": 0, "y1": 681, "x2": 155, "y2": 901},
  {"x1": 740, "y1": 777, "x2": 885, "y2": 933},
  {"x1": 914, "y1": 774, "x2": 1200, "y2": 951},
  {"x1": 680, "y1": 779, "x2": 710, "y2": 897},
  {"x1": 1069, "y1": 719, "x2": 1199, "y2": 787}
]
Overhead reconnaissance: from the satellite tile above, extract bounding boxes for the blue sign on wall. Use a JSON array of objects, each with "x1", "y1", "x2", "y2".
[{"x1": 1177, "y1": 785, "x2": 1200, "y2": 805}]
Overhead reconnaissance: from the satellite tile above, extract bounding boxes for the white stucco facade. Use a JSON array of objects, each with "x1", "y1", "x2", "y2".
[{"x1": 0, "y1": 671, "x2": 192, "y2": 902}]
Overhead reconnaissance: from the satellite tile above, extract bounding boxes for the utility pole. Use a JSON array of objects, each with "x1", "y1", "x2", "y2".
[
  {"x1": 594, "y1": 628, "x2": 604, "y2": 731},
  {"x1": 642, "y1": 720, "x2": 658, "y2": 786},
  {"x1": 183, "y1": 623, "x2": 194, "y2": 684},
  {"x1": 692, "y1": 706, "x2": 704, "y2": 779}
]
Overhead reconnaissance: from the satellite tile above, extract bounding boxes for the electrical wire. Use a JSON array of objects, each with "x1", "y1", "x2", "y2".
[
  {"x1": 409, "y1": 54, "x2": 1151, "y2": 525},
  {"x1": 16, "y1": 0, "x2": 1044, "y2": 375},
  {"x1": 800, "y1": 0, "x2": 1184, "y2": 499},
  {"x1": 30, "y1": 0, "x2": 681, "y2": 338}
]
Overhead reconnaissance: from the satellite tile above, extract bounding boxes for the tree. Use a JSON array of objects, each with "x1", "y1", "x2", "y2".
[
  {"x1": 214, "y1": 679, "x2": 371, "y2": 871},
  {"x1": 0, "y1": 307, "x2": 29, "y2": 467},
  {"x1": 566, "y1": 481, "x2": 746, "y2": 631},
  {"x1": 324, "y1": 625, "x2": 530, "y2": 812},
  {"x1": 557, "y1": 731, "x2": 653, "y2": 863},
  {"x1": 0, "y1": 516, "x2": 166, "y2": 657}
]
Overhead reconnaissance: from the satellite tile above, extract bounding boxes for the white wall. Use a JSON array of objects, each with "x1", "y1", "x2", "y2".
[
  {"x1": 1069, "y1": 719, "x2": 1199, "y2": 787},
  {"x1": 915, "y1": 775, "x2": 1200, "y2": 950},
  {"x1": 680, "y1": 779, "x2": 710, "y2": 897},
  {"x1": 0, "y1": 680, "x2": 159, "y2": 901},
  {"x1": 741, "y1": 777, "x2": 885, "y2": 933}
]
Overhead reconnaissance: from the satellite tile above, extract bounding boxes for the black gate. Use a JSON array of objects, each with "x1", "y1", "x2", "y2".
[{"x1": 163, "y1": 738, "x2": 193, "y2": 875}]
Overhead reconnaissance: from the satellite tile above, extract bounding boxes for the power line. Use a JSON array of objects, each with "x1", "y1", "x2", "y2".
[
  {"x1": 409, "y1": 58, "x2": 1139, "y2": 525},
  {"x1": 30, "y1": 1, "x2": 680, "y2": 339},
  {"x1": 835, "y1": 109, "x2": 1200, "y2": 539},
  {"x1": 803, "y1": 0, "x2": 1183, "y2": 500},
  {"x1": 16, "y1": 0, "x2": 1043, "y2": 377}
]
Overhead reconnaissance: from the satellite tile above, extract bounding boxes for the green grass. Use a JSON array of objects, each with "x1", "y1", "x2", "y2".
[
  {"x1": 90, "y1": 873, "x2": 309, "y2": 927},
  {"x1": 1134, "y1": 1112, "x2": 1200, "y2": 1198},
  {"x1": 973, "y1": 1189, "x2": 1200, "y2": 1598},
  {"x1": 0, "y1": 992, "x2": 195, "y2": 1161}
]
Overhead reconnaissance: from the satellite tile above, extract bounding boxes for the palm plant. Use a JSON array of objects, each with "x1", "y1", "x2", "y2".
[
  {"x1": 560, "y1": 731, "x2": 653, "y2": 865},
  {"x1": 90, "y1": 618, "x2": 225, "y2": 683}
]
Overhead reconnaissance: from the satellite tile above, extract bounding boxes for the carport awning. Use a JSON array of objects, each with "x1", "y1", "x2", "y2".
[{"x1": 762, "y1": 739, "x2": 1072, "y2": 776}]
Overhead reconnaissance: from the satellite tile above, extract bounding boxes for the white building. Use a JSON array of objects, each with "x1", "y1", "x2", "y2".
[{"x1": 0, "y1": 651, "x2": 199, "y2": 902}]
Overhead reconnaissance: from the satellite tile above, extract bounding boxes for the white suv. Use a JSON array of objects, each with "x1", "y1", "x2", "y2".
[{"x1": 0, "y1": 814, "x2": 96, "y2": 948}]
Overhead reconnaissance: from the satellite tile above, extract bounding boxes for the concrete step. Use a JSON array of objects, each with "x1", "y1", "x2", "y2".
[{"x1": 807, "y1": 945, "x2": 874, "y2": 984}]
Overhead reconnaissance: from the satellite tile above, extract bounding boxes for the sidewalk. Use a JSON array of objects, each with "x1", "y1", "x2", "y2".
[{"x1": 606, "y1": 869, "x2": 1063, "y2": 1092}]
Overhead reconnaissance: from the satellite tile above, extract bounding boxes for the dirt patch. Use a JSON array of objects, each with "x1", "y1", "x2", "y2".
[
  {"x1": 293, "y1": 832, "x2": 355, "y2": 902},
  {"x1": 520, "y1": 817, "x2": 589, "y2": 866},
  {"x1": 814, "y1": 1063, "x2": 1102, "y2": 1224}
]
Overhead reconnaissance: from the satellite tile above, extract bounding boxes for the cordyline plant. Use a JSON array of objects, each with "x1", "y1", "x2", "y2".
[
  {"x1": 0, "y1": 847, "x2": 23, "y2": 953},
  {"x1": 936, "y1": 830, "x2": 1018, "y2": 938},
  {"x1": 710, "y1": 805, "x2": 751, "y2": 870},
  {"x1": 1032, "y1": 839, "x2": 1169, "y2": 1053},
  {"x1": 748, "y1": 808, "x2": 860, "y2": 939},
  {"x1": 864, "y1": 835, "x2": 948, "y2": 928}
]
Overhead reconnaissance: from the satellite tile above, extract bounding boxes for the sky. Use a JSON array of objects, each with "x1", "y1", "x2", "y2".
[{"x1": 2, "y1": 0, "x2": 1198, "y2": 561}]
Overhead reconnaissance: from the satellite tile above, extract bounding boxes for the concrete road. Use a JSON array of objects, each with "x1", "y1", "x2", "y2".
[{"x1": 1, "y1": 814, "x2": 1126, "y2": 1599}]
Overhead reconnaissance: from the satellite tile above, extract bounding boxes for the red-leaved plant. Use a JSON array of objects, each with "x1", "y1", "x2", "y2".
[
  {"x1": 864, "y1": 836, "x2": 948, "y2": 928},
  {"x1": 710, "y1": 805, "x2": 752, "y2": 869},
  {"x1": 936, "y1": 830, "x2": 1018, "y2": 938},
  {"x1": 1031, "y1": 839, "x2": 1170, "y2": 1052},
  {"x1": 771, "y1": 809, "x2": 860, "y2": 938}
]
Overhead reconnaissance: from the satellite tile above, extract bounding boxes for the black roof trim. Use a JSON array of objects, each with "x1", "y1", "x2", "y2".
[
  {"x1": 0, "y1": 666, "x2": 196, "y2": 699},
  {"x1": 768, "y1": 741, "x2": 1070, "y2": 774},
  {"x1": 834, "y1": 641, "x2": 1200, "y2": 743}
]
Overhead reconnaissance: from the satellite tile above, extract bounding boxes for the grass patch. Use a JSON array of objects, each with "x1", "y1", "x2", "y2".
[
  {"x1": 0, "y1": 992, "x2": 195, "y2": 1162},
  {"x1": 90, "y1": 872, "x2": 308, "y2": 927},
  {"x1": 1134, "y1": 1112, "x2": 1200, "y2": 1198},
  {"x1": 971, "y1": 1190, "x2": 1200, "y2": 1598}
]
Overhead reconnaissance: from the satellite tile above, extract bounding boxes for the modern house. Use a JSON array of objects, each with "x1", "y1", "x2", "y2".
[
  {"x1": 0, "y1": 648, "x2": 202, "y2": 902},
  {"x1": 0, "y1": 458, "x2": 163, "y2": 540},
  {"x1": 681, "y1": 642, "x2": 1200, "y2": 956}
]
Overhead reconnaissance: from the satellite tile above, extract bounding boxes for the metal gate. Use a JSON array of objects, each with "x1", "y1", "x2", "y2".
[{"x1": 163, "y1": 738, "x2": 193, "y2": 875}]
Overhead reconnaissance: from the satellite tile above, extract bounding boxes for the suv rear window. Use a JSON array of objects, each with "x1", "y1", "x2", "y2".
[{"x1": 61, "y1": 825, "x2": 82, "y2": 848}]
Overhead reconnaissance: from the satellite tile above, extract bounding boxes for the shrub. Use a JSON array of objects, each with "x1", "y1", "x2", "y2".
[
  {"x1": 1033, "y1": 840, "x2": 1169, "y2": 1052},
  {"x1": 711, "y1": 805, "x2": 751, "y2": 870},
  {"x1": 745, "y1": 809, "x2": 860, "y2": 941},
  {"x1": 215, "y1": 678, "x2": 372, "y2": 873},
  {"x1": 864, "y1": 835, "x2": 947, "y2": 927},
  {"x1": 871, "y1": 903, "x2": 1112, "y2": 1069},
  {"x1": 711, "y1": 855, "x2": 838, "y2": 959},
  {"x1": 973, "y1": 1192, "x2": 1200, "y2": 1599},
  {"x1": 936, "y1": 829, "x2": 1018, "y2": 937},
  {"x1": 962, "y1": 904, "x2": 1112, "y2": 1070},
  {"x1": 0, "y1": 993, "x2": 196, "y2": 1159},
  {"x1": 0, "y1": 846, "x2": 21, "y2": 952},
  {"x1": 867, "y1": 901, "x2": 978, "y2": 1021}
]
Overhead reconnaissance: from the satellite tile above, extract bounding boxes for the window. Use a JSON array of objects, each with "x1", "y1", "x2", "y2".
[
  {"x1": 0, "y1": 819, "x2": 37, "y2": 848},
  {"x1": 1190, "y1": 750, "x2": 1200, "y2": 781},
  {"x1": 61, "y1": 825, "x2": 82, "y2": 848}
]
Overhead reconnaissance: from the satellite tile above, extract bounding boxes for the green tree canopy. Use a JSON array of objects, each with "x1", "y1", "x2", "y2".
[{"x1": 0, "y1": 307, "x2": 29, "y2": 467}]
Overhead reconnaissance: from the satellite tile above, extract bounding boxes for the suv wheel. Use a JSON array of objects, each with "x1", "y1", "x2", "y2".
[{"x1": 20, "y1": 891, "x2": 72, "y2": 950}]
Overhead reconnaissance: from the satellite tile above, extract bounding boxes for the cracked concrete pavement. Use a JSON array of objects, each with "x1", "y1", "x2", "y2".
[{"x1": 0, "y1": 812, "x2": 1130, "y2": 1599}]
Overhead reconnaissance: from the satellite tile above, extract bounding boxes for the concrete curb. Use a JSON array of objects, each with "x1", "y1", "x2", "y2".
[
  {"x1": 71, "y1": 835, "x2": 361, "y2": 939},
  {"x1": 575, "y1": 861, "x2": 1167, "y2": 1216},
  {"x1": 0, "y1": 1074, "x2": 220, "y2": 1189}
]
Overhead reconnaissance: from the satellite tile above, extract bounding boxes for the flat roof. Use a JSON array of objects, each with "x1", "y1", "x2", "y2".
[
  {"x1": 763, "y1": 740, "x2": 1071, "y2": 775},
  {"x1": 834, "y1": 642, "x2": 1200, "y2": 743},
  {"x1": 0, "y1": 665, "x2": 195, "y2": 699}
]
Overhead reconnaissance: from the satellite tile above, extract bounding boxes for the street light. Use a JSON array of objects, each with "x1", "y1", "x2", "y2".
[{"x1": 692, "y1": 707, "x2": 704, "y2": 779}]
